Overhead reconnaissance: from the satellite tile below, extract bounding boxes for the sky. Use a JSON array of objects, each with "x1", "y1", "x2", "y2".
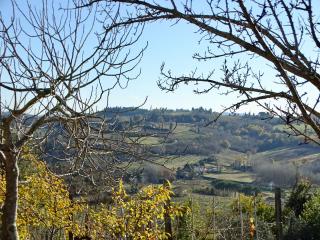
[
  {"x1": 0, "y1": 0, "x2": 268, "y2": 114},
  {"x1": 107, "y1": 21, "x2": 232, "y2": 110},
  {"x1": 1, "y1": 0, "x2": 319, "y2": 114},
  {"x1": 107, "y1": 19, "x2": 265, "y2": 112}
]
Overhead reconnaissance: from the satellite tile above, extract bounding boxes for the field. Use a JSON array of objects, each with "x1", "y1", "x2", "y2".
[
  {"x1": 111, "y1": 111, "x2": 320, "y2": 205},
  {"x1": 155, "y1": 155, "x2": 206, "y2": 169},
  {"x1": 203, "y1": 172, "x2": 255, "y2": 183}
]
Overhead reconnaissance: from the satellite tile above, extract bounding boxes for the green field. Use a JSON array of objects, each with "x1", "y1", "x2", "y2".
[
  {"x1": 254, "y1": 146, "x2": 320, "y2": 165},
  {"x1": 204, "y1": 172, "x2": 255, "y2": 183},
  {"x1": 119, "y1": 112, "x2": 320, "y2": 204},
  {"x1": 155, "y1": 154, "x2": 206, "y2": 169}
]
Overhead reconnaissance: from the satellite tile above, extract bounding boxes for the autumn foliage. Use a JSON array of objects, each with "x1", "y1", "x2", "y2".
[
  {"x1": 0, "y1": 151, "x2": 84, "y2": 239},
  {"x1": 0, "y1": 150, "x2": 186, "y2": 239},
  {"x1": 87, "y1": 180, "x2": 186, "y2": 239}
]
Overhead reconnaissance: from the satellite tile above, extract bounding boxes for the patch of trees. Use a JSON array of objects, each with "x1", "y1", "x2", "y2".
[
  {"x1": 43, "y1": 106, "x2": 320, "y2": 189},
  {"x1": 283, "y1": 179, "x2": 320, "y2": 239},
  {"x1": 254, "y1": 162, "x2": 297, "y2": 187},
  {"x1": 141, "y1": 164, "x2": 175, "y2": 184},
  {"x1": 210, "y1": 179, "x2": 261, "y2": 196},
  {"x1": 1, "y1": 154, "x2": 185, "y2": 239},
  {"x1": 101, "y1": 108, "x2": 313, "y2": 157},
  {"x1": 299, "y1": 161, "x2": 320, "y2": 185}
]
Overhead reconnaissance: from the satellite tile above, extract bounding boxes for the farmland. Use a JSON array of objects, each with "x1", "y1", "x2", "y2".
[{"x1": 98, "y1": 108, "x2": 320, "y2": 202}]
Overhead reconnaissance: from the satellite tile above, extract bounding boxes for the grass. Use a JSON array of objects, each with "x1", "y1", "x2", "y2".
[
  {"x1": 155, "y1": 154, "x2": 206, "y2": 169},
  {"x1": 216, "y1": 149, "x2": 247, "y2": 166},
  {"x1": 203, "y1": 172, "x2": 255, "y2": 183},
  {"x1": 172, "y1": 178, "x2": 234, "y2": 206},
  {"x1": 273, "y1": 123, "x2": 315, "y2": 133},
  {"x1": 138, "y1": 136, "x2": 161, "y2": 145},
  {"x1": 293, "y1": 153, "x2": 320, "y2": 165},
  {"x1": 253, "y1": 146, "x2": 320, "y2": 164},
  {"x1": 174, "y1": 178, "x2": 212, "y2": 189},
  {"x1": 124, "y1": 154, "x2": 206, "y2": 172},
  {"x1": 173, "y1": 124, "x2": 200, "y2": 140}
]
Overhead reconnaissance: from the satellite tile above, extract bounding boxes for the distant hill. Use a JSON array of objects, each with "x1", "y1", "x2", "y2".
[
  {"x1": 39, "y1": 107, "x2": 320, "y2": 188},
  {"x1": 98, "y1": 107, "x2": 320, "y2": 186},
  {"x1": 100, "y1": 107, "x2": 317, "y2": 153}
]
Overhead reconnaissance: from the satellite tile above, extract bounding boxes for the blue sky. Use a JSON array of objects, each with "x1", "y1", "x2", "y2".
[
  {"x1": 1, "y1": 0, "x2": 255, "y2": 112},
  {"x1": 1, "y1": 0, "x2": 318, "y2": 114},
  {"x1": 105, "y1": 0, "x2": 320, "y2": 113},
  {"x1": 108, "y1": 20, "x2": 269, "y2": 112}
]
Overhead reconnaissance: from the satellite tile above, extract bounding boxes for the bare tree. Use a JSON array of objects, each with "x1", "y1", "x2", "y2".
[
  {"x1": 89, "y1": 0, "x2": 320, "y2": 144},
  {"x1": 0, "y1": 0, "x2": 146, "y2": 239}
]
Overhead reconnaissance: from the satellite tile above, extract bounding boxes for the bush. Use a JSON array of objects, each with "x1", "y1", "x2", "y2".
[
  {"x1": 192, "y1": 187, "x2": 217, "y2": 196},
  {"x1": 142, "y1": 164, "x2": 175, "y2": 184},
  {"x1": 299, "y1": 191, "x2": 320, "y2": 239},
  {"x1": 211, "y1": 179, "x2": 260, "y2": 195}
]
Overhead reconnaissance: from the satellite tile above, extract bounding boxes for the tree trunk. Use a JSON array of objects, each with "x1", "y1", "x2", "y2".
[
  {"x1": 163, "y1": 180, "x2": 173, "y2": 240},
  {"x1": 275, "y1": 187, "x2": 283, "y2": 240},
  {"x1": 164, "y1": 198, "x2": 173, "y2": 240},
  {"x1": 1, "y1": 150, "x2": 19, "y2": 240}
]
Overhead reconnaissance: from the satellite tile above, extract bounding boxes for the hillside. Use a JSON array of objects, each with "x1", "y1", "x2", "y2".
[
  {"x1": 42, "y1": 107, "x2": 320, "y2": 199},
  {"x1": 95, "y1": 107, "x2": 320, "y2": 193}
]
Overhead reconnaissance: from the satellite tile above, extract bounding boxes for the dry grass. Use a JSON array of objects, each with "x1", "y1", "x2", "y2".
[{"x1": 203, "y1": 172, "x2": 255, "y2": 183}]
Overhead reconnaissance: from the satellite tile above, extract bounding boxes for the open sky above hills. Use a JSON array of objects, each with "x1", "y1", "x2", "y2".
[{"x1": 1, "y1": 0, "x2": 319, "y2": 114}]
